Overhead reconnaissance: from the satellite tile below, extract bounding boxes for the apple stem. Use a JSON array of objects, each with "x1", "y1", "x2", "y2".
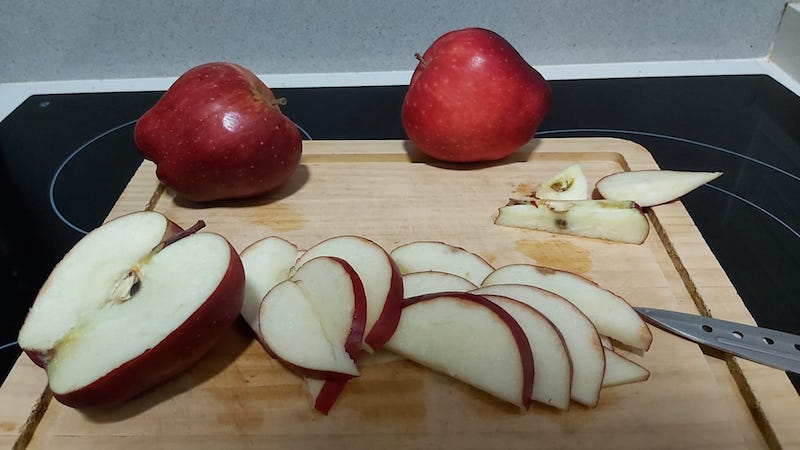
[
  {"x1": 414, "y1": 53, "x2": 429, "y2": 67},
  {"x1": 272, "y1": 97, "x2": 288, "y2": 107},
  {"x1": 156, "y1": 220, "x2": 206, "y2": 252}
]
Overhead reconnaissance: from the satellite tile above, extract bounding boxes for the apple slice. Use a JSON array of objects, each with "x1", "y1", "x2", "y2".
[
  {"x1": 259, "y1": 256, "x2": 367, "y2": 379},
  {"x1": 602, "y1": 348, "x2": 650, "y2": 387},
  {"x1": 482, "y1": 264, "x2": 652, "y2": 351},
  {"x1": 17, "y1": 211, "x2": 245, "y2": 408},
  {"x1": 390, "y1": 241, "x2": 495, "y2": 286},
  {"x1": 385, "y1": 292, "x2": 534, "y2": 408},
  {"x1": 495, "y1": 198, "x2": 650, "y2": 244},
  {"x1": 596, "y1": 170, "x2": 723, "y2": 207},
  {"x1": 294, "y1": 236, "x2": 403, "y2": 352},
  {"x1": 306, "y1": 378, "x2": 348, "y2": 415},
  {"x1": 534, "y1": 163, "x2": 589, "y2": 200},
  {"x1": 472, "y1": 284, "x2": 604, "y2": 407},
  {"x1": 481, "y1": 294, "x2": 572, "y2": 410},
  {"x1": 239, "y1": 236, "x2": 301, "y2": 332},
  {"x1": 401, "y1": 271, "x2": 477, "y2": 298}
]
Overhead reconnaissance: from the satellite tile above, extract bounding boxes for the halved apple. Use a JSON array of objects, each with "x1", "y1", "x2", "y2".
[
  {"x1": 259, "y1": 256, "x2": 367, "y2": 379},
  {"x1": 472, "y1": 284, "x2": 604, "y2": 407},
  {"x1": 596, "y1": 170, "x2": 722, "y2": 207},
  {"x1": 494, "y1": 198, "x2": 650, "y2": 244},
  {"x1": 401, "y1": 271, "x2": 478, "y2": 298},
  {"x1": 17, "y1": 211, "x2": 245, "y2": 408},
  {"x1": 385, "y1": 292, "x2": 534, "y2": 408},
  {"x1": 534, "y1": 163, "x2": 589, "y2": 200},
  {"x1": 294, "y1": 236, "x2": 403, "y2": 352},
  {"x1": 390, "y1": 241, "x2": 495, "y2": 286},
  {"x1": 481, "y1": 294, "x2": 572, "y2": 410},
  {"x1": 482, "y1": 264, "x2": 653, "y2": 351}
]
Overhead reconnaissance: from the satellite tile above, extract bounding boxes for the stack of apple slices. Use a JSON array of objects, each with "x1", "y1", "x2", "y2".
[
  {"x1": 495, "y1": 164, "x2": 722, "y2": 244},
  {"x1": 242, "y1": 236, "x2": 652, "y2": 413}
]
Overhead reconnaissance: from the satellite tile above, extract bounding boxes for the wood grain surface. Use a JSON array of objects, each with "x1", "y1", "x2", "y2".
[{"x1": 2, "y1": 138, "x2": 797, "y2": 449}]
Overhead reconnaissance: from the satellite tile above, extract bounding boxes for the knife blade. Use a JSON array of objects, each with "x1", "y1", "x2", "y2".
[{"x1": 634, "y1": 307, "x2": 800, "y2": 374}]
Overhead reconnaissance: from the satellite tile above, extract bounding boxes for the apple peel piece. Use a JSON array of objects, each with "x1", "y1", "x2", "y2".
[
  {"x1": 495, "y1": 199, "x2": 650, "y2": 244},
  {"x1": 534, "y1": 163, "x2": 589, "y2": 200},
  {"x1": 596, "y1": 170, "x2": 722, "y2": 207},
  {"x1": 390, "y1": 241, "x2": 495, "y2": 286}
]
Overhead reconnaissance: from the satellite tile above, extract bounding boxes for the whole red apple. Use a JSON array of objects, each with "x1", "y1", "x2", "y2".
[
  {"x1": 134, "y1": 62, "x2": 302, "y2": 202},
  {"x1": 401, "y1": 28, "x2": 551, "y2": 162}
]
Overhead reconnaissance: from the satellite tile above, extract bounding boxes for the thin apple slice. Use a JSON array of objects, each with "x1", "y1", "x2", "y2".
[
  {"x1": 390, "y1": 241, "x2": 495, "y2": 286},
  {"x1": 385, "y1": 292, "x2": 533, "y2": 408},
  {"x1": 401, "y1": 271, "x2": 478, "y2": 298},
  {"x1": 239, "y1": 236, "x2": 301, "y2": 332},
  {"x1": 482, "y1": 294, "x2": 572, "y2": 410},
  {"x1": 495, "y1": 198, "x2": 650, "y2": 244},
  {"x1": 602, "y1": 349, "x2": 650, "y2": 387},
  {"x1": 294, "y1": 236, "x2": 403, "y2": 352},
  {"x1": 472, "y1": 284, "x2": 604, "y2": 407},
  {"x1": 259, "y1": 256, "x2": 366, "y2": 379},
  {"x1": 306, "y1": 378, "x2": 348, "y2": 415},
  {"x1": 596, "y1": 170, "x2": 723, "y2": 207},
  {"x1": 534, "y1": 163, "x2": 589, "y2": 200},
  {"x1": 482, "y1": 264, "x2": 652, "y2": 351}
]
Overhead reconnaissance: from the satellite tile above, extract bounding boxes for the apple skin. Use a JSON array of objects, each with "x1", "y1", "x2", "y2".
[
  {"x1": 134, "y1": 62, "x2": 303, "y2": 202},
  {"x1": 53, "y1": 242, "x2": 245, "y2": 409},
  {"x1": 401, "y1": 28, "x2": 551, "y2": 162}
]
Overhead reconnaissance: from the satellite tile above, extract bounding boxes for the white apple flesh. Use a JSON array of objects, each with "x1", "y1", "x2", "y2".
[
  {"x1": 596, "y1": 170, "x2": 723, "y2": 207},
  {"x1": 385, "y1": 292, "x2": 534, "y2": 408},
  {"x1": 482, "y1": 264, "x2": 653, "y2": 351},
  {"x1": 534, "y1": 164, "x2": 589, "y2": 200},
  {"x1": 495, "y1": 199, "x2": 650, "y2": 244},
  {"x1": 390, "y1": 241, "x2": 495, "y2": 286},
  {"x1": 401, "y1": 271, "x2": 477, "y2": 298},
  {"x1": 17, "y1": 211, "x2": 245, "y2": 408},
  {"x1": 602, "y1": 348, "x2": 650, "y2": 387}
]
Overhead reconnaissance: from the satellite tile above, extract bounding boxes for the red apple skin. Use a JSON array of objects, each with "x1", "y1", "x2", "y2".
[
  {"x1": 53, "y1": 242, "x2": 245, "y2": 408},
  {"x1": 401, "y1": 28, "x2": 551, "y2": 162},
  {"x1": 134, "y1": 62, "x2": 303, "y2": 202},
  {"x1": 363, "y1": 249, "x2": 404, "y2": 352},
  {"x1": 314, "y1": 379, "x2": 348, "y2": 415}
]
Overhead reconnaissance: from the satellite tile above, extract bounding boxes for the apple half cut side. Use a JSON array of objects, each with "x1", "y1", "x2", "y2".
[
  {"x1": 17, "y1": 211, "x2": 245, "y2": 408},
  {"x1": 534, "y1": 163, "x2": 589, "y2": 201},
  {"x1": 596, "y1": 170, "x2": 723, "y2": 208},
  {"x1": 482, "y1": 264, "x2": 653, "y2": 351},
  {"x1": 259, "y1": 256, "x2": 367, "y2": 380},
  {"x1": 385, "y1": 292, "x2": 534, "y2": 409},
  {"x1": 390, "y1": 241, "x2": 495, "y2": 286},
  {"x1": 239, "y1": 236, "x2": 301, "y2": 333},
  {"x1": 481, "y1": 294, "x2": 572, "y2": 410},
  {"x1": 293, "y1": 236, "x2": 403, "y2": 353},
  {"x1": 472, "y1": 284, "x2": 604, "y2": 407},
  {"x1": 494, "y1": 198, "x2": 650, "y2": 244},
  {"x1": 401, "y1": 271, "x2": 478, "y2": 298}
]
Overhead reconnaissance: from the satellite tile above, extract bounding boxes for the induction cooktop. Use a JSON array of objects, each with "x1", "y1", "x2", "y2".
[{"x1": 2, "y1": 75, "x2": 799, "y2": 392}]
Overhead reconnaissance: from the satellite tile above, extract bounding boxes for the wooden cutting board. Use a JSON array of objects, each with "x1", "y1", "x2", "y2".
[{"x1": 2, "y1": 138, "x2": 798, "y2": 450}]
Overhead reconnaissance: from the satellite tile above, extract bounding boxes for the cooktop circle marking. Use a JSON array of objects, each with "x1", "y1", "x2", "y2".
[
  {"x1": 704, "y1": 184, "x2": 800, "y2": 239},
  {"x1": 0, "y1": 341, "x2": 18, "y2": 351}
]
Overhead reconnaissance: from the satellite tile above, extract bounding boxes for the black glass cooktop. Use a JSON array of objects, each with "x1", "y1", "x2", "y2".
[{"x1": 2, "y1": 75, "x2": 799, "y2": 392}]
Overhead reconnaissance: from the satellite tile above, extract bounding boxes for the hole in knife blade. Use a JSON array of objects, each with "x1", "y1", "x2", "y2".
[
  {"x1": 732, "y1": 331, "x2": 743, "y2": 339},
  {"x1": 795, "y1": 344, "x2": 800, "y2": 351},
  {"x1": 763, "y1": 337, "x2": 774, "y2": 345},
  {"x1": 702, "y1": 325, "x2": 713, "y2": 332}
]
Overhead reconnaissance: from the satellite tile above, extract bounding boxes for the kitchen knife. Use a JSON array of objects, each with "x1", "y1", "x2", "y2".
[{"x1": 634, "y1": 307, "x2": 800, "y2": 374}]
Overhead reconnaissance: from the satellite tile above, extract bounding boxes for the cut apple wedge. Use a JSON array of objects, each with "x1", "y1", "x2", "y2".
[
  {"x1": 385, "y1": 292, "x2": 534, "y2": 408},
  {"x1": 596, "y1": 170, "x2": 723, "y2": 207},
  {"x1": 534, "y1": 163, "x2": 589, "y2": 200},
  {"x1": 472, "y1": 284, "x2": 604, "y2": 407},
  {"x1": 482, "y1": 264, "x2": 652, "y2": 351},
  {"x1": 259, "y1": 256, "x2": 367, "y2": 379},
  {"x1": 495, "y1": 198, "x2": 650, "y2": 244},
  {"x1": 481, "y1": 294, "x2": 572, "y2": 410},
  {"x1": 401, "y1": 271, "x2": 478, "y2": 298},
  {"x1": 239, "y1": 236, "x2": 301, "y2": 332},
  {"x1": 390, "y1": 241, "x2": 495, "y2": 286},
  {"x1": 602, "y1": 348, "x2": 650, "y2": 387},
  {"x1": 17, "y1": 211, "x2": 245, "y2": 408},
  {"x1": 294, "y1": 236, "x2": 403, "y2": 352}
]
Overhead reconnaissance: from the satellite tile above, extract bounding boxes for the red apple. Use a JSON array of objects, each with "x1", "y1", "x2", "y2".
[
  {"x1": 401, "y1": 28, "x2": 551, "y2": 162},
  {"x1": 134, "y1": 62, "x2": 302, "y2": 202},
  {"x1": 17, "y1": 211, "x2": 245, "y2": 408}
]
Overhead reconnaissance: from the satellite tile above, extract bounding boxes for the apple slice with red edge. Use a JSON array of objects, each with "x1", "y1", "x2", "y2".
[
  {"x1": 293, "y1": 236, "x2": 403, "y2": 353},
  {"x1": 602, "y1": 348, "x2": 650, "y2": 387},
  {"x1": 596, "y1": 170, "x2": 722, "y2": 207},
  {"x1": 259, "y1": 256, "x2": 366, "y2": 380},
  {"x1": 390, "y1": 241, "x2": 495, "y2": 286},
  {"x1": 534, "y1": 164, "x2": 589, "y2": 201},
  {"x1": 481, "y1": 294, "x2": 572, "y2": 410},
  {"x1": 17, "y1": 211, "x2": 245, "y2": 408},
  {"x1": 495, "y1": 198, "x2": 650, "y2": 244},
  {"x1": 401, "y1": 271, "x2": 478, "y2": 298},
  {"x1": 482, "y1": 264, "x2": 653, "y2": 351},
  {"x1": 385, "y1": 292, "x2": 534, "y2": 408},
  {"x1": 471, "y1": 283, "x2": 604, "y2": 407}
]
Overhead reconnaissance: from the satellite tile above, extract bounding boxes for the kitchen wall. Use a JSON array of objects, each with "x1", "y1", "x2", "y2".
[{"x1": 0, "y1": 0, "x2": 788, "y2": 83}]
